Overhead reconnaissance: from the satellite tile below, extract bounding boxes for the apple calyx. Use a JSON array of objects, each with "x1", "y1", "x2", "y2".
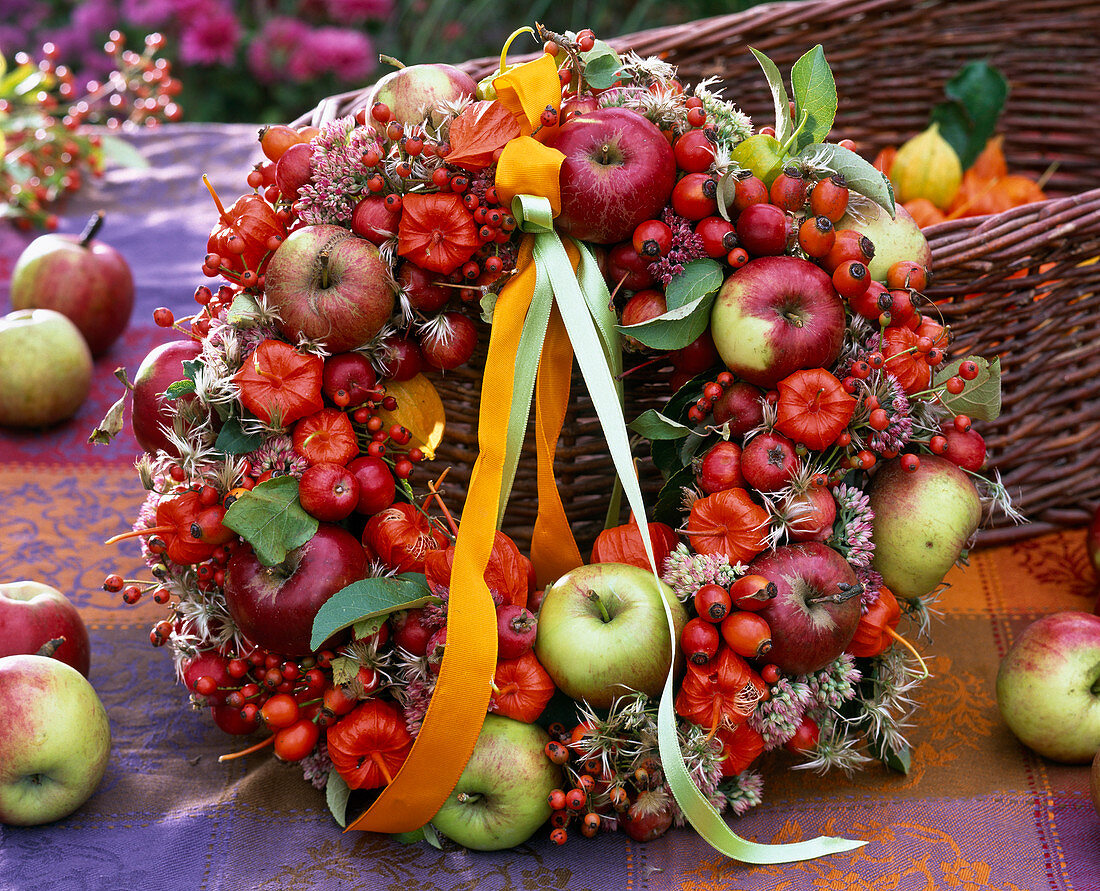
[
  {"x1": 35, "y1": 636, "x2": 65, "y2": 658},
  {"x1": 805, "y1": 581, "x2": 863, "y2": 607},
  {"x1": 585, "y1": 589, "x2": 612, "y2": 623},
  {"x1": 78, "y1": 210, "x2": 106, "y2": 247}
]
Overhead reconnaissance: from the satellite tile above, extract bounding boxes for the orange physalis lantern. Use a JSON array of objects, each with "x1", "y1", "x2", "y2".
[
  {"x1": 362, "y1": 503, "x2": 447, "y2": 574},
  {"x1": 397, "y1": 193, "x2": 482, "y2": 274},
  {"x1": 489, "y1": 651, "x2": 556, "y2": 723},
  {"x1": 685, "y1": 489, "x2": 769, "y2": 564},
  {"x1": 774, "y1": 367, "x2": 856, "y2": 451},
  {"x1": 847, "y1": 587, "x2": 903, "y2": 658},
  {"x1": 675, "y1": 648, "x2": 765, "y2": 734},
  {"x1": 590, "y1": 516, "x2": 680, "y2": 571},
  {"x1": 423, "y1": 531, "x2": 528, "y2": 607},
  {"x1": 292, "y1": 408, "x2": 359, "y2": 466},
  {"x1": 881, "y1": 326, "x2": 932, "y2": 396},
  {"x1": 715, "y1": 722, "x2": 766, "y2": 777},
  {"x1": 233, "y1": 339, "x2": 324, "y2": 426},
  {"x1": 326, "y1": 699, "x2": 413, "y2": 790}
]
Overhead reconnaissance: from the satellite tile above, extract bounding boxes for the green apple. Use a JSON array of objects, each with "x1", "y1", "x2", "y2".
[
  {"x1": 836, "y1": 196, "x2": 932, "y2": 283},
  {"x1": 0, "y1": 309, "x2": 93, "y2": 428},
  {"x1": 868, "y1": 454, "x2": 982, "y2": 600},
  {"x1": 996, "y1": 611, "x2": 1100, "y2": 764},
  {"x1": 430, "y1": 714, "x2": 560, "y2": 850},
  {"x1": 0, "y1": 654, "x2": 112, "y2": 825},
  {"x1": 535, "y1": 562, "x2": 688, "y2": 709}
]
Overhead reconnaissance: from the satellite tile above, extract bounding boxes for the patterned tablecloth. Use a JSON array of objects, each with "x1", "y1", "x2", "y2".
[{"x1": 1, "y1": 125, "x2": 1098, "y2": 891}]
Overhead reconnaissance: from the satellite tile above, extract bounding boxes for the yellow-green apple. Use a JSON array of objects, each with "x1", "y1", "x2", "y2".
[
  {"x1": 995, "y1": 611, "x2": 1100, "y2": 763},
  {"x1": 0, "y1": 654, "x2": 111, "y2": 825},
  {"x1": 710, "y1": 256, "x2": 846, "y2": 388},
  {"x1": 361, "y1": 63, "x2": 476, "y2": 129},
  {"x1": 262, "y1": 225, "x2": 395, "y2": 354},
  {"x1": 750, "y1": 542, "x2": 862, "y2": 674},
  {"x1": 836, "y1": 197, "x2": 931, "y2": 283},
  {"x1": 0, "y1": 581, "x2": 91, "y2": 677},
  {"x1": 130, "y1": 338, "x2": 204, "y2": 456},
  {"x1": 0, "y1": 309, "x2": 93, "y2": 428},
  {"x1": 222, "y1": 523, "x2": 368, "y2": 657},
  {"x1": 430, "y1": 714, "x2": 561, "y2": 850},
  {"x1": 9, "y1": 212, "x2": 134, "y2": 356},
  {"x1": 868, "y1": 454, "x2": 982, "y2": 600},
  {"x1": 534, "y1": 562, "x2": 687, "y2": 708},
  {"x1": 544, "y1": 107, "x2": 677, "y2": 244}
]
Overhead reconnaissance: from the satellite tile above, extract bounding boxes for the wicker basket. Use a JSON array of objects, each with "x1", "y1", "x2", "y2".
[{"x1": 299, "y1": 0, "x2": 1100, "y2": 549}]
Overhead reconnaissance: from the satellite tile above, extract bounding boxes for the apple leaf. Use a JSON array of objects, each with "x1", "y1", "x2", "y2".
[
  {"x1": 630, "y1": 409, "x2": 693, "y2": 441},
  {"x1": 933, "y1": 355, "x2": 1002, "y2": 421},
  {"x1": 214, "y1": 417, "x2": 265, "y2": 455},
  {"x1": 930, "y1": 62, "x2": 1009, "y2": 170},
  {"x1": 880, "y1": 742, "x2": 911, "y2": 774},
  {"x1": 652, "y1": 464, "x2": 695, "y2": 526},
  {"x1": 97, "y1": 133, "x2": 150, "y2": 170},
  {"x1": 88, "y1": 368, "x2": 133, "y2": 445},
  {"x1": 790, "y1": 45, "x2": 836, "y2": 152},
  {"x1": 222, "y1": 475, "x2": 318, "y2": 566},
  {"x1": 326, "y1": 771, "x2": 351, "y2": 828},
  {"x1": 580, "y1": 41, "x2": 622, "y2": 91},
  {"x1": 797, "y1": 142, "x2": 896, "y2": 216},
  {"x1": 422, "y1": 823, "x2": 444, "y2": 850},
  {"x1": 664, "y1": 258, "x2": 725, "y2": 311},
  {"x1": 749, "y1": 47, "x2": 792, "y2": 146},
  {"x1": 165, "y1": 378, "x2": 196, "y2": 399},
  {"x1": 309, "y1": 573, "x2": 435, "y2": 652}
]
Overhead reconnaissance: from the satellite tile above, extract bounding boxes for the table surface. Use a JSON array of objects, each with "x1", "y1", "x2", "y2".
[{"x1": 1, "y1": 124, "x2": 1098, "y2": 891}]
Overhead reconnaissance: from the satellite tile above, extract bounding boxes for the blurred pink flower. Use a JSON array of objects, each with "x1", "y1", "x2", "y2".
[
  {"x1": 246, "y1": 16, "x2": 311, "y2": 84},
  {"x1": 119, "y1": 0, "x2": 177, "y2": 27},
  {"x1": 321, "y1": 0, "x2": 394, "y2": 21},
  {"x1": 300, "y1": 26, "x2": 375, "y2": 83},
  {"x1": 179, "y1": 1, "x2": 241, "y2": 66}
]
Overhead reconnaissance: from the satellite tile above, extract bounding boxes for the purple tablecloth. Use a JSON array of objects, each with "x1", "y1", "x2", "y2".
[{"x1": 2, "y1": 124, "x2": 1099, "y2": 890}]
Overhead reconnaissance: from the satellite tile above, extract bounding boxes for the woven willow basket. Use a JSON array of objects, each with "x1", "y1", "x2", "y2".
[{"x1": 298, "y1": 0, "x2": 1100, "y2": 550}]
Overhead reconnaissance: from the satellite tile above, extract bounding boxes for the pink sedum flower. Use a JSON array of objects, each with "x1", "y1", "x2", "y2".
[
  {"x1": 178, "y1": 0, "x2": 241, "y2": 67},
  {"x1": 321, "y1": 0, "x2": 394, "y2": 21},
  {"x1": 300, "y1": 26, "x2": 374, "y2": 83}
]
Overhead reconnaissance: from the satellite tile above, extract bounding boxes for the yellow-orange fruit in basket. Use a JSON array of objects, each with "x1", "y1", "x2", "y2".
[{"x1": 889, "y1": 123, "x2": 962, "y2": 211}]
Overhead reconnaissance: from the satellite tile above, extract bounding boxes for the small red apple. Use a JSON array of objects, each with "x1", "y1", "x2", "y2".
[
  {"x1": 298, "y1": 462, "x2": 360, "y2": 522},
  {"x1": 0, "y1": 581, "x2": 91, "y2": 677},
  {"x1": 350, "y1": 195, "x2": 402, "y2": 245},
  {"x1": 545, "y1": 107, "x2": 677, "y2": 245},
  {"x1": 130, "y1": 338, "x2": 204, "y2": 455},
  {"x1": 322, "y1": 352, "x2": 377, "y2": 408},
  {"x1": 712, "y1": 380, "x2": 766, "y2": 437},
  {"x1": 347, "y1": 455, "x2": 397, "y2": 515},
  {"x1": 9, "y1": 212, "x2": 134, "y2": 356}
]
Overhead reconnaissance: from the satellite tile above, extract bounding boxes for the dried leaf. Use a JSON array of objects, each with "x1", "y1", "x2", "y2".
[{"x1": 444, "y1": 100, "x2": 520, "y2": 171}]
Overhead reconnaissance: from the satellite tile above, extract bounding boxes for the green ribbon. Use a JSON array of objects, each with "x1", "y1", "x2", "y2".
[{"x1": 507, "y1": 195, "x2": 864, "y2": 864}]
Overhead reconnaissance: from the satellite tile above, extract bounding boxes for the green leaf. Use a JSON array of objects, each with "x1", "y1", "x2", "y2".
[
  {"x1": 933, "y1": 355, "x2": 1001, "y2": 421},
  {"x1": 789, "y1": 45, "x2": 836, "y2": 151},
  {"x1": 97, "y1": 134, "x2": 149, "y2": 170},
  {"x1": 214, "y1": 417, "x2": 266, "y2": 455},
  {"x1": 749, "y1": 47, "x2": 791, "y2": 146},
  {"x1": 422, "y1": 822, "x2": 444, "y2": 850},
  {"x1": 227, "y1": 293, "x2": 262, "y2": 327},
  {"x1": 580, "y1": 40, "x2": 622, "y2": 91},
  {"x1": 392, "y1": 828, "x2": 427, "y2": 845},
  {"x1": 326, "y1": 771, "x2": 351, "y2": 828},
  {"x1": 881, "y1": 742, "x2": 911, "y2": 774},
  {"x1": 931, "y1": 62, "x2": 1009, "y2": 170},
  {"x1": 222, "y1": 476, "x2": 318, "y2": 566},
  {"x1": 165, "y1": 379, "x2": 196, "y2": 399},
  {"x1": 630, "y1": 409, "x2": 693, "y2": 441},
  {"x1": 797, "y1": 142, "x2": 895, "y2": 215},
  {"x1": 310, "y1": 573, "x2": 434, "y2": 651},
  {"x1": 617, "y1": 291, "x2": 717, "y2": 351},
  {"x1": 652, "y1": 464, "x2": 695, "y2": 526},
  {"x1": 664, "y1": 258, "x2": 725, "y2": 311}
]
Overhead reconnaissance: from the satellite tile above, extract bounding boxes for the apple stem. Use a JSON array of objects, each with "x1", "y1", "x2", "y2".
[
  {"x1": 378, "y1": 54, "x2": 405, "y2": 70},
  {"x1": 585, "y1": 589, "x2": 612, "y2": 623},
  {"x1": 79, "y1": 210, "x2": 105, "y2": 246},
  {"x1": 371, "y1": 751, "x2": 395, "y2": 785},
  {"x1": 318, "y1": 250, "x2": 331, "y2": 289},
  {"x1": 104, "y1": 524, "x2": 176, "y2": 546},
  {"x1": 218, "y1": 734, "x2": 275, "y2": 762},
  {"x1": 883, "y1": 626, "x2": 930, "y2": 678},
  {"x1": 783, "y1": 311, "x2": 805, "y2": 329},
  {"x1": 456, "y1": 791, "x2": 482, "y2": 804},
  {"x1": 35, "y1": 637, "x2": 65, "y2": 658},
  {"x1": 805, "y1": 582, "x2": 863, "y2": 606}
]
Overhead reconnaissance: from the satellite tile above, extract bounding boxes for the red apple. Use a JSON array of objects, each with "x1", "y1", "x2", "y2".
[
  {"x1": 9, "y1": 212, "x2": 134, "y2": 356},
  {"x1": 298, "y1": 462, "x2": 360, "y2": 522},
  {"x1": 130, "y1": 338, "x2": 204, "y2": 455},
  {"x1": 0, "y1": 581, "x2": 91, "y2": 677},
  {"x1": 545, "y1": 107, "x2": 676, "y2": 245},
  {"x1": 361, "y1": 62, "x2": 477, "y2": 129},
  {"x1": 347, "y1": 455, "x2": 397, "y2": 515},
  {"x1": 222, "y1": 523, "x2": 368, "y2": 657},
  {"x1": 940, "y1": 422, "x2": 987, "y2": 472},
  {"x1": 322, "y1": 351, "x2": 377, "y2": 408},
  {"x1": 350, "y1": 195, "x2": 402, "y2": 245},
  {"x1": 275, "y1": 141, "x2": 313, "y2": 202},
  {"x1": 263, "y1": 224, "x2": 395, "y2": 353},
  {"x1": 712, "y1": 380, "x2": 766, "y2": 437},
  {"x1": 710, "y1": 256, "x2": 846, "y2": 388},
  {"x1": 750, "y1": 542, "x2": 862, "y2": 675},
  {"x1": 741, "y1": 430, "x2": 798, "y2": 492}
]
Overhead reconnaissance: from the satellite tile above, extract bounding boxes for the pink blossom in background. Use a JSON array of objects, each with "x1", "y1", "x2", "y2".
[
  {"x1": 300, "y1": 26, "x2": 374, "y2": 82},
  {"x1": 179, "y1": 0, "x2": 241, "y2": 67},
  {"x1": 119, "y1": 0, "x2": 178, "y2": 28},
  {"x1": 322, "y1": 0, "x2": 394, "y2": 21},
  {"x1": 246, "y1": 16, "x2": 312, "y2": 84}
]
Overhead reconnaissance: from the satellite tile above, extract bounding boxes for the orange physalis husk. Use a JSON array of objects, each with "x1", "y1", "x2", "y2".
[
  {"x1": 233, "y1": 339, "x2": 324, "y2": 425},
  {"x1": 674, "y1": 648, "x2": 766, "y2": 733},
  {"x1": 205, "y1": 179, "x2": 287, "y2": 275},
  {"x1": 292, "y1": 408, "x2": 359, "y2": 466},
  {"x1": 443, "y1": 100, "x2": 521, "y2": 171},
  {"x1": 326, "y1": 698, "x2": 413, "y2": 790},
  {"x1": 847, "y1": 586, "x2": 903, "y2": 658},
  {"x1": 685, "y1": 489, "x2": 769, "y2": 564},
  {"x1": 397, "y1": 193, "x2": 481, "y2": 274},
  {"x1": 489, "y1": 650, "x2": 556, "y2": 723},
  {"x1": 881, "y1": 326, "x2": 932, "y2": 396},
  {"x1": 105, "y1": 488, "x2": 220, "y2": 566},
  {"x1": 903, "y1": 197, "x2": 947, "y2": 228},
  {"x1": 774, "y1": 368, "x2": 856, "y2": 451},
  {"x1": 423, "y1": 531, "x2": 528, "y2": 607},
  {"x1": 715, "y1": 721, "x2": 766, "y2": 778},
  {"x1": 590, "y1": 515, "x2": 680, "y2": 571},
  {"x1": 362, "y1": 503, "x2": 447, "y2": 574}
]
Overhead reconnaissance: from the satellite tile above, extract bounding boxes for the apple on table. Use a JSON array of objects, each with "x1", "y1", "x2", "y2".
[
  {"x1": 0, "y1": 581, "x2": 92, "y2": 677},
  {"x1": 0, "y1": 654, "x2": 112, "y2": 826}
]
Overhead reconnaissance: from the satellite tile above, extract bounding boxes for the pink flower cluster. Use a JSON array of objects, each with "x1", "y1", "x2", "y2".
[{"x1": 246, "y1": 17, "x2": 375, "y2": 85}]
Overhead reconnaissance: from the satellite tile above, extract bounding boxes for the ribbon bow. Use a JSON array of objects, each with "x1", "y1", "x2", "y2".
[{"x1": 349, "y1": 51, "x2": 863, "y2": 865}]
